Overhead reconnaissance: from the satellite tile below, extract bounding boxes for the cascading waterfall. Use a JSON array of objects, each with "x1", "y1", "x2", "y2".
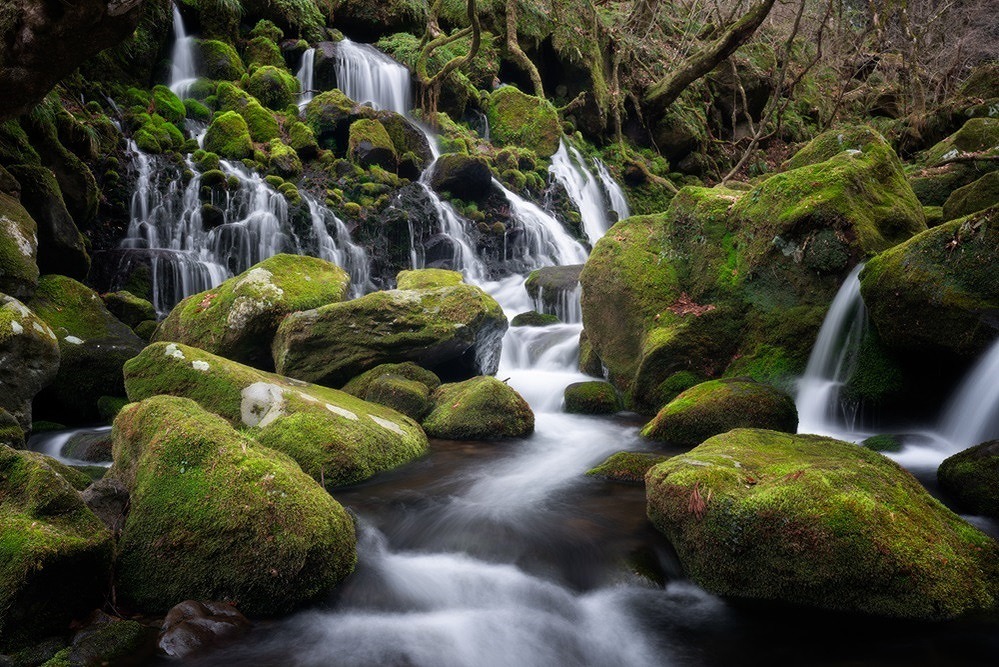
[
  {"x1": 596, "y1": 159, "x2": 630, "y2": 221},
  {"x1": 168, "y1": 4, "x2": 197, "y2": 99},
  {"x1": 296, "y1": 47, "x2": 316, "y2": 109},
  {"x1": 938, "y1": 337, "x2": 999, "y2": 451},
  {"x1": 795, "y1": 265, "x2": 867, "y2": 438},
  {"x1": 549, "y1": 140, "x2": 629, "y2": 245},
  {"x1": 335, "y1": 39, "x2": 412, "y2": 115}
]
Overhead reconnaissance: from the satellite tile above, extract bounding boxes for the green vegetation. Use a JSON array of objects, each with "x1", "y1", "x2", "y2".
[{"x1": 423, "y1": 376, "x2": 534, "y2": 439}]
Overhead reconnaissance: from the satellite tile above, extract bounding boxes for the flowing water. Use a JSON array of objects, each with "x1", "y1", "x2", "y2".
[
  {"x1": 295, "y1": 48, "x2": 316, "y2": 109},
  {"x1": 168, "y1": 5, "x2": 197, "y2": 99},
  {"x1": 549, "y1": 140, "x2": 629, "y2": 245},
  {"x1": 938, "y1": 337, "x2": 999, "y2": 452}
]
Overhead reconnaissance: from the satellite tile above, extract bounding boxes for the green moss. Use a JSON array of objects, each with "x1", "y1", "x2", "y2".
[
  {"x1": 247, "y1": 65, "x2": 299, "y2": 110},
  {"x1": 60, "y1": 619, "x2": 154, "y2": 666},
  {"x1": 0, "y1": 193, "x2": 39, "y2": 299},
  {"x1": 101, "y1": 291, "x2": 156, "y2": 329},
  {"x1": 305, "y1": 89, "x2": 356, "y2": 150},
  {"x1": 642, "y1": 378, "x2": 798, "y2": 446},
  {"x1": 423, "y1": 376, "x2": 534, "y2": 439},
  {"x1": 861, "y1": 434, "x2": 903, "y2": 453},
  {"x1": 0, "y1": 446, "x2": 112, "y2": 650},
  {"x1": 245, "y1": 36, "x2": 286, "y2": 69},
  {"x1": 122, "y1": 343, "x2": 428, "y2": 488},
  {"x1": 646, "y1": 429, "x2": 999, "y2": 619},
  {"x1": 250, "y1": 19, "x2": 284, "y2": 43},
  {"x1": 586, "y1": 451, "x2": 670, "y2": 484},
  {"x1": 194, "y1": 40, "x2": 246, "y2": 81},
  {"x1": 152, "y1": 85, "x2": 186, "y2": 125},
  {"x1": 396, "y1": 269, "x2": 465, "y2": 290},
  {"x1": 650, "y1": 370, "x2": 703, "y2": 408},
  {"x1": 347, "y1": 119, "x2": 397, "y2": 170},
  {"x1": 267, "y1": 139, "x2": 303, "y2": 179},
  {"x1": 364, "y1": 375, "x2": 432, "y2": 421},
  {"x1": 922, "y1": 118, "x2": 999, "y2": 165},
  {"x1": 486, "y1": 86, "x2": 562, "y2": 158},
  {"x1": 184, "y1": 98, "x2": 212, "y2": 122},
  {"x1": 109, "y1": 396, "x2": 356, "y2": 615},
  {"x1": 942, "y1": 171, "x2": 999, "y2": 221},
  {"x1": 216, "y1": 82, "x2": 281, "y2": 143},
  {"x1": 341, "y1": 362, "x2": 441, "y2": 398},
  {"x1": 511, "y1": 311, "x2": 560, "y2": 327},
  {"x1": 288, "y1": 120, "x2": 319, "y2": 158},
  {"x1": 563, "y1": 381, "x2": 622, "y2": 415},
  {"x1": 155, "y1": 254, "x2": 350, "y2": 370},
  {"x1": 203, "y1": 111, "x2": 253, "y2": 160},
  {"x1": 0, "y1": 409, "x2": 24, "y2": 449},
  {"x1": 938, "y1": 440, "x2": 999, "y2": 518}
]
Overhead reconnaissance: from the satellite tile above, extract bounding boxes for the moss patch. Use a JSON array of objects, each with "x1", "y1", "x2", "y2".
[
  {"x1": 422, "y1": 376, "x2": 534, "y2": 440},
  {"x1": 486, "y1": 86, "x2": 562, "y2": 158}
]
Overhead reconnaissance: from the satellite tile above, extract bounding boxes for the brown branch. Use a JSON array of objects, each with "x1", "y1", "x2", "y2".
[{"x1": 505, "y1": 0, "x2": 544, "y2": 97}]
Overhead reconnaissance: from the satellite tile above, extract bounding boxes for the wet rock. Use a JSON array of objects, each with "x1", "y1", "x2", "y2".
[
  {"x1": 348, "y1": 119, "x2": 397, "y2": 171},
  {"x1": 586, "y1": 451, "x2": 669, "y2": 484},
  {"x1": 422, "y1": 376, "x2": 534, "y2": 440},
  {"x1": 0, "y1": 193, "x2": 40, "y2": 299},
  {"x1": 66, "y1": 616, "x2": 155, "y2": 666},
  {"x1": 429, "y1": 154, "x2": 493, "y2": 202},
  {"x1": 158, "y1": 600, "x2": 251, "y2": 659},
  {"x1": 101, "y1": 290, "x2": 156, "y2": 329},
  {"x1": 938, "y1": 440, "x2": 999, "y2": 518},
  {"x1": 563, "y1": 381, "x2": 622, "y2": 415},
  {"x1": 525, "y1": 265, "x2": 582, "y2": 315},
  {"x1": 81, "y1": 477, "x2": 130, "y2": 533},
  {"x1": 511, "y1": 311, "x2": 560, "y2": 327},
  {"x1": 0, "y1": 295, "x2": 59, "y2": 430},
  {"x1": 312, "y1": 41, "x2": 339, "y2": 92}
]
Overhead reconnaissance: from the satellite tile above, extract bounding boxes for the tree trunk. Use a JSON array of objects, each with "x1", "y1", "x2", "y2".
[
  {"x1": 643, "y1": 0, "x2": 777, "y2": 117},
  {"x1": 505, "y1": 0, "x2": 545, "y2": 97}
]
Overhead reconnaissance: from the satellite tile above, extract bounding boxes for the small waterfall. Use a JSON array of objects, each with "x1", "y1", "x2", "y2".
[
  {"x1": 939, "y1": 338, "x2": 999, "y2": 451},
  {"x1": 496, "y1": 180, "x2": 588, "y2": 271},
  {"x1": 531, "y1": 284, "x2": 583, "y2": 324},
  {"x1": 296, "y1": 48, "x2": 316, "y2": 109},
  {"x1": 796, "y1": 265, "x2": 867, "y2": 438},
  {"x1": 549, "y1": 141, "x2": 628, "y2": 245},
  {"x1": 169, "y1": 4, "x2": 197, "y2": 99},
  {"x1": 335, "y1": 39, "x2": 412, "y2": 115},
  {"x1": 595, "y1": 159, "x2": 629, "y2": 221}
]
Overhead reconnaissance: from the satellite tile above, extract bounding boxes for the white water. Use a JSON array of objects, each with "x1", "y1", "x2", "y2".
[
  {"x1": 296, "y1": 48, "x2": 316, "y2": 109},
  {"x1": 549, "y1": 140, "x2": 630, "y2": 245},
  {"x1": 168, "y1": 5, "x2": 197, "y2": 99},
  {"x1": 795, "y1": 265, "x2": 867, "y2": 439},
  {"x1": 335, "y1": 39, "x2": 412, "y2": 115},
  {"x1": 938, "y1": 337, "x2": 999, "y2": 451},
  {"x1": 28, "y1": 426, "x2": 113, "y2": 468}
]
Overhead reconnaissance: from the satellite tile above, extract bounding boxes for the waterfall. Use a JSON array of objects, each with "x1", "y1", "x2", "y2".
[
  {"x1": 335, "y1": 39, "x2": 412, "y2": 115},
  {"x1": 496, "y1": 180, "x2": 588, "y2": 271},
  {"x1": 296, "y1": 48, "x2": 316, "y2": 109},
  {"x1": 796, "y1": 265, "x2": 867, "y2": 438},
  {"x1": 938, "y1": 338, "x2": 999, "y2": 451},
  {"x1": 549, "y1": 140, "x2": 628, "y2": 245},
  {"x1": 169, "y1": 4, "x2": 197, "y2": 99}
]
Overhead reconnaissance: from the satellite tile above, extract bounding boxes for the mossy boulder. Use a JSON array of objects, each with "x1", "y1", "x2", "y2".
[
  {"x1": 942, "y1": 171, "x2": 999, "y2": 221},
  {"x1": 244, "y1": 36, "x2": 284, "y2": 69},
  {"x1": 6, "y1": 165, "x2": 88, "y2": 280},
  {"x1": 395, "y1": 268, "x2": 463, "y2": 290},
  {"x1": 304, "y1": 90, "x2": 357, "y2": 150},
  {"x1": 646, "y1": 429, "x2": 999, "y2": 619},
  {"x1": 0, "y1": 295, "x2": 59, "y2": 430},
  {"x1": 61, "y1": 618, "x2": 156, "y2": 666},
  {"x1": 27, "y1": 275, "x2": 143, "y2": 424},
  {"x1": 641, "y1": 378, "x2": 797, "y2": 446},
  {"x1": 151, "y1": 85, "x2": 186, "y2": 126},
  {"x1": 101, "y1": 291, "x2": 156, "y2": 329},
  {"x1": 511, "y1": 311, "x2": 559, "y2": 327},
  {"x1": 860, "y1": 206, "x2": 999, "y2": 356},
  {"x1": 429, "y1": 154, "x2": 492, "y2": 202},
  {"x1": 938, "y1": 440, "x2": 999, "y2": 518},
  {"x1": 273, "y1": 274, "x2": 507, "y2": 387},
  {"x1": 341, "y1": 362, "x2": 441, "y2": 398},
  {"x1": 154, "y1": 254, "x2": 350, "y2": 371},
  {"x1": 486, "y1": 86, "x2": 561, "y2": 158},
  {"x1": 921, "y1": 117, "x2": 999, "y2": 166},
  {"x1": 0, "y1": 409, "x2": 24, "y2": 449},
  {"x1": 364, "y1": 375, "x2": 433, "y2": 421},
  {"x1": 347, "y1": 119, "x2": 396, "y2": 171},
  {"x1": 0, "y1": 445, "x2": 113, "y2": 650},
  {"x1": 246, "y1": 65, "x2": 298, "y2": 111},
  {"x1": 193, "y1": 40, "x2": 246, "y2": 81},
  {"x1": 215, "y1": 82, "x2": 280, "y2": 143},
  {"x1": 563, "y1": 381, "x2": 622, "y2": 414},
  {"x1": 525, "y1": 265, "x2": 583, "y2": 316},
  {"x1": 109, "y1": 396, "x2": 357, "y2": 615},
  {"x1": 288, "y1": 120, "x2": 319, "y2": 160},
  {"x1": 0, "y1": 192, "x2": 40, "y2": 299},
  {"x1": 131, "y1": 113, "x2": 185, "y2": 154},
  {"x1": 203, "y1": 111, "x2": 253, "y2": 160},
  {"x1": 586, "y1": 451, "x2": 670, "y2": 484},
  {"x1": 267, "y1": 139, "x2": 302, "y2": 179},
  {"x1": 422, "y1": 376, "x2": 534, "y2": 440},
  {"x1": 123, "y1": 343, "x2": 428, "y2": 487}
]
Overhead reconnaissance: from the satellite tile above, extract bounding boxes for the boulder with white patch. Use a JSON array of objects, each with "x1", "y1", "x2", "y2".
[
  {"x1": 154, "y1": 254, "x2": 351, "y2": 371},
  {"x1": 26, "y1": 275, "x2": 144, "y2": 424},
  {"x1": 0, "y1": 193, "x2": 40, "y2": 299},
  {"x1": 0, "y1": 294, "x2": 59, "y2": 429},
  {"x1": 123, "y1": 342, "x2": 428, "y2": 487}
]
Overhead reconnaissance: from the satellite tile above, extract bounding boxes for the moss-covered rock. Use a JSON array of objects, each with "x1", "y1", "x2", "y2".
[
  {"x1": 203, "y1": 111, "x2": 253, "y2": 160},
  {"x1": 109, "y1": 396, "x2": 356, "y2": 615},
  {"x1": 246, "y1": 65, "x2": 298, "y2": 111},
  {"x1": 287, "y1": 120, "x2": 319, "y2": 160},
  {"x1": 62, "y1": 618, "x2": 156, "y2": 666},
  {"x1": 347, "y1": 119, "x2": 396, "y2": 171},
  {"x1": 151, "y1": 85, "x2": 186, "y2": 126},
  {"x1": 942, "y1": 171, "x2": 999, "y2": 221},
  {"x1": 525, "y1": 265, "x2": 583, "y2": 316},
  {"x1": 429, "y1": 154, "x2": 492, "y2": 201},
  {"x1": 341, "y1": 362, "x2": 441, "y2": 397},
  {"x1": 586, "y1": 451, "x2": 670, "y2": 484},
  {"x1": 273, "y1": 274, "x2": 507, "y2": 387},
  {"x1": 328, "y1": 0, "x2": 427, "y2": 41},
  {"x1": 27, "y1": 275, "x2": 143, "y2": 425},
  {"x1": 0, "y1": 408, "x2": 24, "y2": 449},
  {"x1": 131, "y1": 112, "x2": 185, "y2": 155},
  {"x1": 646, "y1": 429, "x2": 999, "y2": 619},
  {"x1": 511, "y1": 311, "x2": 559, "y2": 327},
  {"x1": 194, "y1": 40, "x2": 246, "y2": 81},
  {"x1": 921, "y1": 117, "x2": 999, "y2": 166},
  {"x1": 0, "y1": 295, "x2": 59, "y2": 430},
  {"x1": 642, "y1": 379, "x2": 797, "y2": 446},
  {"x1": 486, "y1": 86, "x2": 561, "y2": 158},
  {"x1": 154, "y1": 254, "x2": 350, "y2": 371},
  {"x1": 6, "y1": 165, "x2": 88, "y2": 281},
  {"x1": 101, "y1": 291, "x2": 156, "y2": 329},
  {"x1": 304, "y1": 90, "x2": 357, "y2": 150},
  {"x1": 938, "y1": 440, "x2": 999, "y2": 518},
  {"x1": 244, "y1": 36, "x2": 285, "y2": 69},
  {"x1": 422, "y1": 376, "x2": 534, "y2": 440},
  {"x1": 123, "y1": 343, "x2": 428, "y2": 487},
  {"x1": 563, "y1": 381, "x2": 622, "y2": 414},
  {"x1": 215, "y1": 82, "x2": 280, "y2": 143},
  {"x1": 0, "y1": 193, "x2": 40, "y2": 299},
  {"x1": 267, "y1": 139, "x2": 303, "y2": 179},
  {"x1": 0, "y1": 445, "x2": 113, "y2": 650},
  {"x1": 364, "y1": 374, "x2": 433, "y2": 421},
  {"x1": 860, "y1": 206, "x2": 999, "y2": 356},
  {"x1": 395, "y1": 268, "x2": 463, "y2": 290}
]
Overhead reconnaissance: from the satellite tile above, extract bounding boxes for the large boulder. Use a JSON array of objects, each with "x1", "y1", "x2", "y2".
[
  {"x1": 938, "y1": 440, "x2": 999, "y2": 518},
  {"x1": 245, "y1": 65, "x2": 298, "y2": 111},
  {"x1": 486, "y1": 86, "x2": 562, "y2": 158},
  {"x1": 581, "y1": 127, "x2": 926, "y2": 411},
  {"x1": 429, "y1": 154, "x2": 492, "y2": 202},
  {"x1": 304, "y1": 89, "x2": 357, "y2": 151},
  {"x1": 123, "y1": 342, "x2": 428, "y2": 487},
  {"x1": 154, "y1": 254, "x2": 350, "y2": 371},
  {"x1": 27, "y1": 275, "x2": 144, "y2": 424},
  {"x1": 422, "y1": 376, "x2": 534, "y2": 440},
  {"x1": 273, "y1": 271, "x2": 507, "y2": 387},
  {"x1": 215, "y1": 82, "x2": 280, "y2": 143},
  {"x1": 0, "y1": 445, "x2": 113, "y2": 650},
  {"x1": 101, "y1": 290, "x2": 156, "y2": 329},
  {"x1": 0, "y1": 295, "x2": 59, "y2": 430},
  {"x1": 525, "y1": 265, "x2": 582, "y2": 317},
  {"x1": 641, "y1": 378, "x2": 798, "y2": 446},
  {"x1": 0, "y1": 192, "x2": 39, "y2": 299},
  {"x1": 563, "y1": 381, "x2": 622, "y2": 415},
  {"x1": 860, "y1": 206, "x2": 998, "y2": 357},
  {"x1": 646, "y1": 429, "x2": 999, "y2": 619},
  {"x1": 347, "y1": 119, "x2": 396, "y2": 171},
  {"x1": 203, "y1": 111, "x2": 253, "y2": 160},
  {"x1": 109, "y1": 396, "x2": 357, "y2": 615},
  {"x1": 6, "y1": 165, "x2": 89, "y2": 280},
  {"x1": 193, "y1": 40, "x2": 246, "y2": 81},
  {"x1": 942, "y1": 171, "x2": 999, "y2": 222}
]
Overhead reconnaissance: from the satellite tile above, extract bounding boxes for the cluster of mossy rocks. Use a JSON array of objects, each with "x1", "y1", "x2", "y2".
[{"x1": 0, "y1": 258, "x2": 537, "y2": 661}]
